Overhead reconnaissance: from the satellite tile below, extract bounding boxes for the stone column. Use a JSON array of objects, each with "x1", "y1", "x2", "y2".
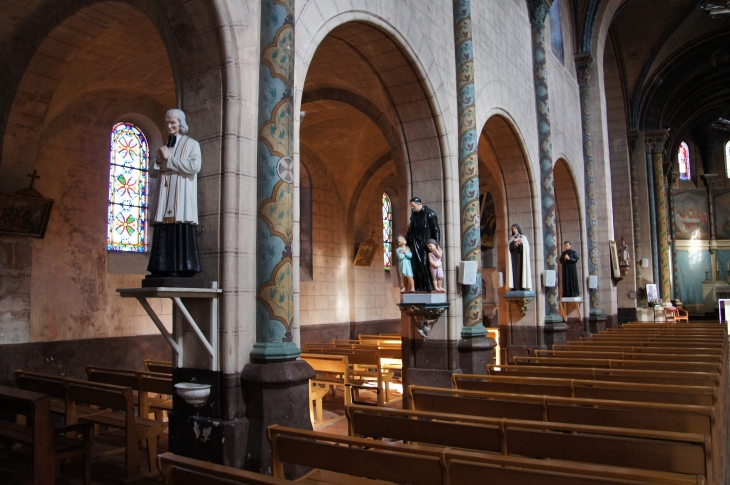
[
  {"x1": 526, "y1": 0, "x2": 563, "y2": 329},
  {"x1": 575, "y1": 53, "x2": 602, "y2": 318},
  {"x1": 627, "y1": 131, "x2": 643, "y2": 289},
  {"x1": 644, "y1": 131, "x2": 670, "y2": 301},
  {"x1": 703, "y1": 174, "x2": 718, "y2": 254},
  {"x1": 242, "y1": 0, "x2": 314, "y2": 476},
  {"x1": 643, "y1": 137, "x2": 659, "y2": 287},
  {"x1": 668, "y1": 169, "x2": 681, "y2": 306},
  {"x1": 453, "y1": 0, "x2": 494, "y2": 373}
]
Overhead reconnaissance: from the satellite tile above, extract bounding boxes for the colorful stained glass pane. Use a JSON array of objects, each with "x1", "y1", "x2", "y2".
[
  {"x1": 678, "y1": 142, "x2": 690, "y2": 181},
  {"x1": 725, "y1": 141, "x2": 730, "y2": 179},
  {"x1": 382, "y1": 193, "x2": 392, "y2": 270},
  {"x1": 107, "y1": 122, "x2": 148, "y2": 252}
]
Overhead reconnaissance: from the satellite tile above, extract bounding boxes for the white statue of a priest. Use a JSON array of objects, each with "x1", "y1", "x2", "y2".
[{"x1": 146, "y1": 109, "x2": 202, "y2": 278}]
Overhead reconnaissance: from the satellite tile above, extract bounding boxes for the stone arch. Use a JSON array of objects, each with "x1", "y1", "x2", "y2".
[
  {"x1": 295, "y1": 17, "x2": 450, "y2": 340},
  {"x1": 554, "y1": 157, "x2": 586, "y2": 319},
  {"x1": 478, "y1": 113, "x2": 540, "y2": 328},
  {"x1": 0, "y1": 0, "x2": 230, "y2": 347}
]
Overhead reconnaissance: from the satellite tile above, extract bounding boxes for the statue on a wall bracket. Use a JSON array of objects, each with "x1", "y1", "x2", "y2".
[
  {"x1": 406, "y1": 197, "x2": 440, "y2": 292},
  {"x1": 559, "y1": 241, "x2": 580, "y2": 297},
  {"x1": 507, "y1": 224, "x2": 532, "y2": 291},
  {"x1": 145, "y1": 109, "x2": 202, "y2": 285}
]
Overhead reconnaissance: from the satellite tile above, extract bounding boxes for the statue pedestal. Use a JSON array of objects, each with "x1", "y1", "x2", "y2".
[
  {"x1": 398, "y1": 294, "x2": 454, "y2": 407},
  {"x1": 503, "y1": 290, "x2": 536, "y2": 317}
]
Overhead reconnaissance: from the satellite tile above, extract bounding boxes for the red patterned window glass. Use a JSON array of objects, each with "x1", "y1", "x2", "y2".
[
  {"x1": 107, "y1": 122, "x2": 148, "y2": 252},
  {"x1": 678, "y1": 141, "x2": 691, "y2": 181},
  {"x1": 382, "y1": 193, "x2": 392, "y2": 270}
]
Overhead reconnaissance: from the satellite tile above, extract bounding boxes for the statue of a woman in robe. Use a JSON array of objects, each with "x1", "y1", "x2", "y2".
[{"x1": 506, "y1": 224, "x2": 532, "y2": 291}]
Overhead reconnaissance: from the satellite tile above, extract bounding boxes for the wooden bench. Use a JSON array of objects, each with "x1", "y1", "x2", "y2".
[
  {"x1": 86, "y1": 366, "x2": 173, "y2": 419},
  {"x1": 144, "y1": 359, "x2": 173, "y2": 375},
  {"x1": 554, "y1": 343, "x2": 724, "y2": 356},
  {"x1": 346, "y1": 404, "x2": 712, "y2": 483},
  {"x1": 534, "y1": 349, "x2": 723, "y2": 363},
  {"x1": 453, "y1": 373, "x2": 717, "y2": 406},
  {"x1": 487, "y1": 364, "x2": 721, "y2": 387},
  {"x1": 66, "y1": 380, "x2": 167, "y2": 479},
  {"x1": 0, "y1": 385, "x2": 92, "y2": 485},
  {"x1": 268, "y1": 425, "x2": 706, "y2": 485},
  {"x1": 158, "y1": 452, "x2": 300, "y2": 485},
  {"x1": 512, "y1": 356, "x2": 722, "y2": 373}
]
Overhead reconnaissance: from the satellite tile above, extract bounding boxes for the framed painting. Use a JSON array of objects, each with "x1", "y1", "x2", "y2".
[
  {"x1": 646, "y1": 284, "x2": 659, "y2": 304},
  {"x1": 354, "y1": 241, "x2": 377, "y2": 266},
  {"x1": 609, "y1": 240, "x2": 621, "y2": 280},
  {"x1": 673, "y1": 191, "x2": 708, "y2": 239},
  {"x1": 0, "y1": 193, "x2": 54, "y2": 238}
]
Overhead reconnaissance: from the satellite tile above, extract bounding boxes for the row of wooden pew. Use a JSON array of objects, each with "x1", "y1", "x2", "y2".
[
  {"x1": 300, "y1": 333, "x2": 402, "y2": 426},
  {"x1": 1, "y1": 362, "x2": 174, "y2": 483}
]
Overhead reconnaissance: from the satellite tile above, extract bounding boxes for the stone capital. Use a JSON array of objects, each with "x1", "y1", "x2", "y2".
[
  {"x1": 702, "y1": 173, "x2": 718, "y2": 190},
  {"x1": 643, "y1": 130, "x2": 669, "y2": 154},
  {"x1": 575, "y1": 53, "x2": 593, "y2": 86},
  {"x1": 626, "y1": 130, "x2": 640, "y2": 153},
  {"x1": 526, "y1": 0, "x2": 554, "y2": 27}
]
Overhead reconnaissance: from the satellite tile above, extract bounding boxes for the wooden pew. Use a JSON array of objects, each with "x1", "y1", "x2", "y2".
[
  {"x1": 534, "y1": 349, "x2": 723, "y2": 363},
  {"x1": 408, "y1": 386, "x2": 714, "y2": 435},
  {"x1": 144, "y1": 359, "x2": 173, "y2": 375},
  {"x1": 268, "y1": 425, "x2": 705, "y2": 485},
  {"x1": 512, "y1": 356, "x2": 722, "y2": 373},
  {"x1": 66, "y1": 380, "x2": 167, "y2": 479},
  {"x1": 86, "y1": 366, "x2": 173, "y2": 419},
  {"x1": 553, "y1": 343, "x2": 724, "y2": 356},
  {"x1": 158, "y1": 453, "x2": 299, "y2": 485},
  {"x1": 14, "y1": 370, "x2": 102, "y2": 419},
  {"x1": 487, "y1": 364, "x2": 720, "y2": 387},
  {"x1": 0, "y1": 385, "x2": 92, "y2": 485},
  {"x1": 346, "y1": 404, "x2": 712, "y2": 483},
  {"x1": 453, "y1": 373, "x2": 717, "y2": 406}
]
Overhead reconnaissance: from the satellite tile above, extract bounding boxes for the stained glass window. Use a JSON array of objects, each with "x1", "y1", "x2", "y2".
[
  {"x1": 107, "y1": 122, "x2": 148, "y2": 252},
  {"x1": 725, "y1": 141, "x2": 730, "y2": 179},
  {"x1": 678, "y1": 141, "x2": 691, "y2": 181},
  {"x1": 382, "y1": 192, "x2": 392, "y2": 270}
]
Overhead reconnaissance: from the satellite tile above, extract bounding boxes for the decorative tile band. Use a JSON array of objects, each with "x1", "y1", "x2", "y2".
[
  {"x1": 454, "y1": 0, "x2": 484, "y2": 332},
  {"x1": 253, "y1": 0, "x2": 298, "y2": 360}
]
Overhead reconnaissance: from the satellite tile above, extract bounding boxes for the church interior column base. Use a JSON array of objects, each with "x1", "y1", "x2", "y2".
[
  {"x1": 457, "y1": 335, "x2": 497, "y2": 375},
  {"x1": 543, "y1": 321, "x2": 568, "y2": 332},
  {"x1": 240, "y1": 360, "x2": 315, "y2": 477},
  {"x1": 168, "y1": 368, "x2": 248, "y2": 468}
]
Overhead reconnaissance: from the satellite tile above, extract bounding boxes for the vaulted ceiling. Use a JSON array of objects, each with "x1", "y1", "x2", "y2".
[{"x1": 573, "y1": 0, "x2": 730, "y2": 170}]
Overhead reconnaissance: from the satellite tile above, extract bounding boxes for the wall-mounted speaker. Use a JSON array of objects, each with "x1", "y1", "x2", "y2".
[
  {"x1": 543, "y1": 270, "x2": 557, "y2": 287},
  {"x1": 641, "y1": 258, "x2": 650, "y2": 268},
  {"x1": 588, "y1": 275, "x2": 598, "y2": 289},
  {"x1": 458, "y1": 261, "x2": 478, "y2": 285}
]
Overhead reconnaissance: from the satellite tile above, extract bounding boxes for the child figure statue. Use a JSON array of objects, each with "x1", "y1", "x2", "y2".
[
  {"x1": 396, "y1": 236, "x2": 415, "y2": 292},
  {"x1": 426, "y1": 239, "x2": 445, "y2": 293}
]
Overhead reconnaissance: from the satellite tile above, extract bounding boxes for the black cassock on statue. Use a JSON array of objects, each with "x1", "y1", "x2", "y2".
[
  {"x1": 406, "y1": 206, "x2": 440, "y2": 292},
  {"x1": 559, "y1": 248, "x2": 580, "y2": 297}
]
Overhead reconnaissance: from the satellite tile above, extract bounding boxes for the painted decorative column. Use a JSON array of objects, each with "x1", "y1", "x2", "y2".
[
  {"x1": 454, "y1": 0, "x2": 485, "y2": 337},
  {"x1": 668, "y1": 169, "x2": 681, "y2": 306},
  {"x1": 242, "y1": 1, "x2": 315, "y2": 476},
  {"x1": 575, "y1": 53, "x2": 602, "y2": 317},
  {"x1": 527, "y1": 0, "x2": 562, "y2": 327},
  {"x1": 643, "y1": 136, "x2": 660, "y2": 287},
  {"x1": 627, "y1": 131, "x2": 642, "y2": 289},
  {"x1": 251, "y1": 0, "x2": 298, "y2": 362},
  {"x1": 645, "y1": 131, "x2": 670, "y2": 301}
]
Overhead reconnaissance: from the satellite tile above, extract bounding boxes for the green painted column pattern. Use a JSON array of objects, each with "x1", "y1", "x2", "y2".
[
  {"x1": 454, "y1": 0, "x2": 485, "y2": 336},
  {"x1": 646, "y1": 133, "x2": 670, "y2": 300},
  {"x1": 668, "y1": 170, "x2": 679, "y2": 301},
  {"x1": 627, "y1": 133, "x2": 642, "y2": 288},
  {"x1": 575, "y1": 53, "x2": 602, "y2": 316},
  {"x1": 252, "y1": 0, "x2": 299, "y2": 362},
  {"x1": 527, "y1": 0, "x2": 561, "y2": 323}
]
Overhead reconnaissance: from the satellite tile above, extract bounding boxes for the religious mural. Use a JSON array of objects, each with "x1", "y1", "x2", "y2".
[
  {"x1": 673, "y1": 191, "x2": 708, "y2": 239},
  {"x1": 714, "y1": 192, "x2": 730, "y2": 240}
]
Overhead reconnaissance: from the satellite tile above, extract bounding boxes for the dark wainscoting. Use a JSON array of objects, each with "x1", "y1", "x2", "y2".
[
  {"x1": 0, "y1": 334, "x2": 170, "y2": 386},
  {"x1": 299, "y1": 319, "x2": 400, "y2": 346},
  {"x1": 617, "y1": 307, "x2": 638, "y2": 322}
]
